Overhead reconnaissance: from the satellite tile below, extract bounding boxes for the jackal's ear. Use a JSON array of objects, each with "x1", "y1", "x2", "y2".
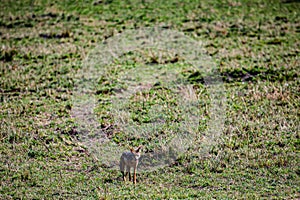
[
  {"x1": 130, "y1": 147, "x2": 134, "y2": 152},
  {"x1": 136, "y1": 145, "x2": 142, "y2": 152}
]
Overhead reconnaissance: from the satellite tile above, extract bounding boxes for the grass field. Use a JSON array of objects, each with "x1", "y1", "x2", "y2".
[{"x1": 0, "y1": 0, "x2": 299, "y2": 199}]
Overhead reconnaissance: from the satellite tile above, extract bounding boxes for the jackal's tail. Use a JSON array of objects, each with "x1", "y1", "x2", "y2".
[{"x1": 119, "y1": 156, "x2": 125, "y2": 172}]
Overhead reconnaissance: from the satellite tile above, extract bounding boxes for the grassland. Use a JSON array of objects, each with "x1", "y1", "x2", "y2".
[{"x1": 0, "y1": 0, "x2": 299, "y2": 199}]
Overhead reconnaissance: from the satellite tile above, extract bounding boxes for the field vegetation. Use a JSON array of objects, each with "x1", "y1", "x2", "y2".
[{"x1": 0, "y1": 0, "x2": 299, "y2": 199}]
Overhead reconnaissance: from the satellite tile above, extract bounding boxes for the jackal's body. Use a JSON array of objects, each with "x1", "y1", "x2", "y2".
[
  {"x1": 120, "y1": 146, "x2": 142, "y2": 184},
  {"x1": 120, "y1": 151, "x2": 139, "y2": 167}
]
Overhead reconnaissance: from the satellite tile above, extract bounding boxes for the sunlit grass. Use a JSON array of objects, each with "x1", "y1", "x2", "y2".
[{"x1": 0, "y1": 0, "x2": 299, "y2": 199}]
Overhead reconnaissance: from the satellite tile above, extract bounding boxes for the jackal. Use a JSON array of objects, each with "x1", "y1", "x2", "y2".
[{"x1": 120, "y1": 145, "x2": 142, "y2": 184}]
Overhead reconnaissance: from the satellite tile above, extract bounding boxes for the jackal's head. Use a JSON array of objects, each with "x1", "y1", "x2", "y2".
[{"x1": 130, "y1": 145, "x2": 142, "y2": 160}]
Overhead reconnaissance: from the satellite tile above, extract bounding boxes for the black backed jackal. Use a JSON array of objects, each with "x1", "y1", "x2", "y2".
[{"x1": 120, "y1": 146, "x2": 142, "y2": 184}]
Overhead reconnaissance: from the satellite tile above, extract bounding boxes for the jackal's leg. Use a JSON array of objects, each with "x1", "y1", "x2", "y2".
[
  {"x1": 126, "y1": 166, "x2": 131, "y2": 181},
  {"x1": 133, "y1": 166, "x2": 137, "y2": 184},
  {"x1": 122, "y1": 171, "x2": 126, "y2": 181},
  {"x1": 124, "y1": 170, "x2": 128, "y2": 182}
]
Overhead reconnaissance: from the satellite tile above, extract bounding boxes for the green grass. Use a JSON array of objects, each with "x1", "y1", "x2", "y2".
[{"x1": 1, "y1": 0, "x2": 299, "y2": 199}]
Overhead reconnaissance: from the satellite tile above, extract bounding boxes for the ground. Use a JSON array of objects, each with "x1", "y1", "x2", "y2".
[{"x1": 0, "y1": 0, "x2": 299, "y2": 199}]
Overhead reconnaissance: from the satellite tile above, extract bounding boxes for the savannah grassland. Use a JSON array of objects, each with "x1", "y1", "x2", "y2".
[{"x1": 0, "y1": 0, "x2": 299, "y2": 199}]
